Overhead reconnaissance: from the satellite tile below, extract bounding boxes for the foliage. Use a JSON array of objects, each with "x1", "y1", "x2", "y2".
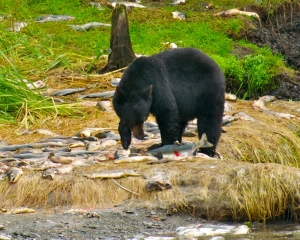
[
  {"x1": 212, "y1": 54, "x2": 245, "y2": 82},
  {"x1": 0, "y1": 51, "x2": 82, "y2": 127},
  {"x1": 242, "y1": 54, "x2": 275, "y2": 98},
  {"x1": 0, "y1": 0, "x2": 291, "y2": 125}
]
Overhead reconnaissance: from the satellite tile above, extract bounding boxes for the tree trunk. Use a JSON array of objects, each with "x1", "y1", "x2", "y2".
[{"x1": 98, "y1": 4, "x2": 136, "y2": 74}]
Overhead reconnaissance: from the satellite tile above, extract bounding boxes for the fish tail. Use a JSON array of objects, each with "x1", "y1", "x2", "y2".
[{"x1": 197, "y1": 133, "x2": 214, "y2": 148}]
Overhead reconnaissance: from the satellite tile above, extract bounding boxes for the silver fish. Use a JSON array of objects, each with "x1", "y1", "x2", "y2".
[
  {"x1": 78, "y1": 91, "x2": 115, "y2": 99},
  {"x1": 83, "y1": 169, "x2": 140, "y2": 179},
  {"x1": 224, "y1": 101, "x2": 235, "y2": 112},
  {"x1": 222, "y1": 115, "x2": 239, "y2": 125},
  {"x1": 96, "y1": 100, "x2": 113, "y2": 112},
  {"x1": 7, "y1": 22, "x2": 27, "y2": 32},
  {"x1": 114, "y1": 155, "x2": 159, "y2": 163},
  {"x1": 24, "y1": 128, "x2": 60, "y2": 137},
  {"x1": 233, "y1": 111, "x2": 256, "y2": 122},
  {"x1": 147, "y1": 133, "x2": 213, "y2": 159},
  {"x1": 69, "y1": 22, "x2": 111, "y2": 31},
  {"x1": 87, "y1": 2, "x2": 103, "y2": 9},
  {"x1": 171, "y1": 0, "x2": 185, "y2": 5},
  {"x1": 35, "y1": 15, "x2": 75, "y2": 23},
  {"x1": 111, "y1": 77, "x2": 121, "y2": 87},
  {"x1": 50, "y1": 88, "x2": 86, "y2": 96},
  {"x1": 6, "y1": 167, "x2": 23, "y2": 183},
  {"x1": 109, "y1": 1, "x2": 146, "y2": 8},
  {"x1": 95, "y1": 131, "x2": 120, "y2": 141},
  {"x1": 172, "y1": 11, "x2": 186, "y2": 20},
  {"x1": 144, "y1": 121, "x2": 158, "y2": 128},
  {"x1": 42, "y1": 168, "x2": 58, "y2": 180},
  {"x1": 225, "y1": 93, "x2": 237, "y2": 101},
  {"x1": 0, "y1": 144, "x2": 33, "y2": 152},
  {"x1": 75, "y1": 128, "x2": 103, "y2": 137},
  {"x1": 24, "y1": 79, "x2": 46, "y2": 90}
]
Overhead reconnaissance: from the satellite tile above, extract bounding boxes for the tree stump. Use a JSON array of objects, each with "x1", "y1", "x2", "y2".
[{"x1": 98, "y1": 4, "x2": 136, "y2": 74}]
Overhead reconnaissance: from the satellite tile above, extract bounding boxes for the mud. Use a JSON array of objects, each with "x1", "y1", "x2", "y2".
[
  {"x1": 0, "y1": 207, "x2": 201, "y2": 240},
  {"x1": 243, "y1": 2, "x2": 300, "y2": 100}
]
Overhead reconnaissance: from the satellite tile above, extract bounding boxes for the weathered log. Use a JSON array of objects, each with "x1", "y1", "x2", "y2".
[{"x1": 98, "y1": 4, "x2": 136, "y2": 74}]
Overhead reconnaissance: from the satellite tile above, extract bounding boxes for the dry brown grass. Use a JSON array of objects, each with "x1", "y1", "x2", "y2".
[{"x1": 2, "y1": 81, "x2": 300, "y2": 222}]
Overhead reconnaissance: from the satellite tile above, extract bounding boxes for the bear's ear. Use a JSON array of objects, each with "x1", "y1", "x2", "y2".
[
  {"x1": 114, "y1": 85, "x2": 126, "y2": 102},
  {"x1": 141, "y1": 85, "x2": 153, "y2": 99}
]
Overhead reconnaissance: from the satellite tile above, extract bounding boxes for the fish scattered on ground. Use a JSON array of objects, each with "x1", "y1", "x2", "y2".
[
  {"x1": 252, "y1": 95, "x2": 275, "y2": 110},
  {"x1": 49, "y1": 155, "x2": 75, "y2": 164},
  {"x1": 85, "y1": 141, "x2": 101, "y2": 151},
  {"x1": 7, "y1": 22, "x2": 27, "y2": 32},
  {"x1": 252, "y1": 95, "x2": 298, "y2": 119},
  {"x1": 35, "y1": 15, "x2": 75, "y2": 23},
  {"x1": 111, "y1": 77, "x2": 121, "y2": 87},
  {"x1": 78, "y1": 91, "x2": 115, "y2": 99},
  {"x1": 144, "y1": 121, "x2": 158, "y2": 128},
  {"x1": 145, "y1": 180, "x2": 172, "y2": 191},
  {"x1": 18, "y1": 128, "x2": 60, "y2": 137},
  {"x1": 87, "y1": 2, "x2": 103, "y2": 9},
  {"x1": 171, "y1": 0, "x2": 185, "y2": 5},
  {"x1": 4, "y1": 208, "x2": 36, "y2": 215},
  {"x1": 224, "y1": 101, "x2": 235, "y2": 112},
  {"x1": 23, "y1": 79, "x2": 46, "y2": 90},
  {"x1": 56, "y1": 165, "x2": 73, "y2": 174},
  {"x1": 42, "y1": 168, "x2": 58, "y2": 180},
  {"x1": 80, "y1": 101, "x2": 98, "y2": 107},
  {"x1": 225, "y1": 93, "x2": 237, "y2": 101},
  {"x1": 95, "y1": 131, "x2": 120, "y2": 141},
  {"x1": 96, "y1": 100, "x2": 113, "y2": 111},
  {"x1": 6, "y1": 167, "x2": 23, "y2": 183},
  {"x1": 75, "y1": 128, "x2": 103, "y2": 137},
  {"x1": 83, "y1": 169, "x2": 141, "y2": 179},
  {"x1": 222, "y1": 114, "x2": 239, "y2": 125},
  {"x1": 147, "y1": 133, "x2": 213, "y2": 159},
  {"x1": 266, "y1": 111, "x2": 296, "y2": 119},
  {"x1": 114, "y1": 149, "x2": 131, "y2": 159},
  {"x1": 215, "y1": 8, "x2": 260, "y2": 21},
  {"x1": 114, "y1": 155, "x2": 159, "y2": 163},
  {"x1": 169, "y1": 42, "x2": 178, "y2": 49},
  {"x1": 172, "y1": 11, "x2": 186, "y2": 20},
  {"x1": 162, "y1": 42, "x2": 178, "y2": 49},
  {"x1": 0, "y1": 233, "x2": 10, "y2": 240},
  {"x1": 50, "y1": 88, "x2": 86, "y2": 96},
  {"x1": 233, "y1": 111, "x2": 256, "y2": 122},
  {"x1": 108, "y1": 1, "x2": 146, "y2": 8},
  {"x1": 69, "y1": 22, "x2": 111, "y2": 31},
  {"x1": 99, "y1": 139, "x2": 117, "y2": 149}
]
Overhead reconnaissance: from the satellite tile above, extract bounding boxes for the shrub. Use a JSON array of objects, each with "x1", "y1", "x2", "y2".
[{"x1": 242, "y1": 54, "x2": 275, "y2": 99}]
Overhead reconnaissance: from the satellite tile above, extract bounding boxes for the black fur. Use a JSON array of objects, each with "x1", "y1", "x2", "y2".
[{"x1": 113, "y1": 48, "x2": 225, "y2": 157}]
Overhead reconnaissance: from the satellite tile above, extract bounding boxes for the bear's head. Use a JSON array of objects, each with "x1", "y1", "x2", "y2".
[{"x1": 113, "y1": 85, "x2": 153, "y2": 149}]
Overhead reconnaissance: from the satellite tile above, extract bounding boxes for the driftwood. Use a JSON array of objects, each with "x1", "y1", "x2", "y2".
[{"x1": 98, "y1": 4, "x2": 136, "y2": 74}]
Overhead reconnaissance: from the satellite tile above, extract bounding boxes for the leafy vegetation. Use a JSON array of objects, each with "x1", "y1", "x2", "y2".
[{"x1": 0, "y1": 0, "x2": 290, "y2": 126}]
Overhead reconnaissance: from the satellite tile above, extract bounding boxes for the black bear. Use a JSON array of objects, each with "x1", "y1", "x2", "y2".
[{"x1": 113, "y1": 48, "x2": 225, "y2": 157}]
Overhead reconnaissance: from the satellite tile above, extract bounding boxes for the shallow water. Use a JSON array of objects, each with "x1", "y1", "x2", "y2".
[{"x1": 195, "y1": 223, "x2": 300, "y2": 240}]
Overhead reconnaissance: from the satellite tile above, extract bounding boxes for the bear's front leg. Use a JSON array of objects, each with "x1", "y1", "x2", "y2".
[
  {"x1": 118, "y1": 121, "x2": 132, "y2": 149},
  {"x1": 156, "y1": 118, "x2": 181, "y2": 146}
]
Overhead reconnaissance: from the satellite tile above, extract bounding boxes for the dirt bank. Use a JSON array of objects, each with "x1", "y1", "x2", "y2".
[{"x1": 244, "y1": 2, "x2": 300, "y2": 100}]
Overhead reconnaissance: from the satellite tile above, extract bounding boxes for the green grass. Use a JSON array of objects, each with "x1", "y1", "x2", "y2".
[{"x1": 0, "y1": 0, "x2": 293, "y2": 125}]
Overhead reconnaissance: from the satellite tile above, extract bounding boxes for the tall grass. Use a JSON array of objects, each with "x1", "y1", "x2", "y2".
[
  {"x1": 0, "y1": 51, "x2": 82, "y2": 127},
  {"x1": 0, "y1": 0, "x2": 292, "y2": 126}
]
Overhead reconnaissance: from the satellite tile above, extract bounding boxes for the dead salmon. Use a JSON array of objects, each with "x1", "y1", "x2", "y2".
[{"x1": 147, "y1": 133, "x2": 213, "y2": 159}]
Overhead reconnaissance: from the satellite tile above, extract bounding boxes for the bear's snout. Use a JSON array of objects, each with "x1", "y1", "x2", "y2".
[{"x1": 131, "y1": 125, "x2": 144, "y2": 140}]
